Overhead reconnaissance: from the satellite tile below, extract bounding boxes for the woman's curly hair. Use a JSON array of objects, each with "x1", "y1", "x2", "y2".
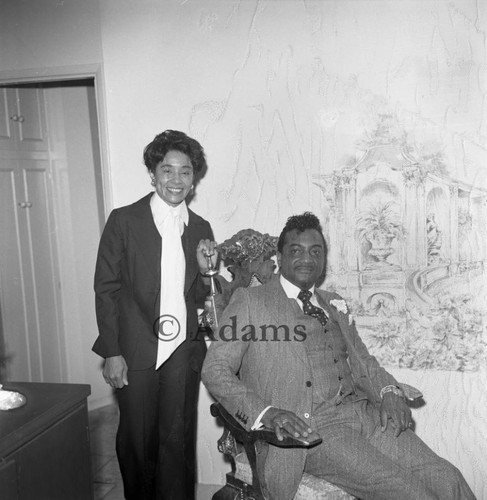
[{"x1": 143, "y1": 130, "x2": 207, "y2": 174}]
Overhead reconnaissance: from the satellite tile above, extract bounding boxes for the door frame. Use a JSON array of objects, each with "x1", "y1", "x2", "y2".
[
  {"x1": 0, "y1": 63, "x2": 112, "y2": 217},
  {"x1": 0, "y1": 64, "x2": 111, "y2": 386}
]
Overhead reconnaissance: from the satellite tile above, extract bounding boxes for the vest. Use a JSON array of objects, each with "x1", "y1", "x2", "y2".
[{"x1": 299, "y1": 307, "x2": 366, "y2": 407}]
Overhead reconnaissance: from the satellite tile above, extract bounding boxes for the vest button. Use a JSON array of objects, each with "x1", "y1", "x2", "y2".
[
  {"x1": 304, "y1": 413, "x2": 310, "y2": 419},
  {"x1": 306, "y1": 381, "x2": 312, "y2": 387}
]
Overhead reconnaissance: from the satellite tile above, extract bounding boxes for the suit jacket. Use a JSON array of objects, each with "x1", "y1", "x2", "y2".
[
  {"x1": 93, "y1": 193, "x2": 213, "y2": 370},
  {"x1": 202, "y1": 275, "x2": 399, "y2": 498}
]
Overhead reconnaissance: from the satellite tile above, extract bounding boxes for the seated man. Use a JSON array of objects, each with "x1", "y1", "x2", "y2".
[{"x1": 202, "y1": 212, "x2": 475, "y2": 500}]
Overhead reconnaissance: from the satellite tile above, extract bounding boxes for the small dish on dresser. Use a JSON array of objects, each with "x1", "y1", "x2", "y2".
[{"x1": 0, "y1": 384, "x2": 27, "y2": 410}]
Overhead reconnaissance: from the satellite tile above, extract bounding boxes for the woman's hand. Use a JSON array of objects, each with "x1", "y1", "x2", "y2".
[
  {"x1": 103, "y1": 355, "x2": 128, "y2": 389},
  {"x1": 197, "y1": 239, "x2": 218, "y2": 274}
]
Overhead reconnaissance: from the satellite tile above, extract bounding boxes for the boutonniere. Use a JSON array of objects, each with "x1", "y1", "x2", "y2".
[
  {"x1": 330, "y1": 299, "x2": 348, "y2": 314},
  {"x1": 330, "y1": 299, "x2": 354, "y2": 325}
]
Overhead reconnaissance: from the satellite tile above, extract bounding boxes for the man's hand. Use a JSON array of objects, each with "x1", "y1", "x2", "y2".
[
  {"x1": 196, "y1": 239, "x2": 218, "y2": 274},
  {"x1": 103, "y1": 355, "x2": 128, "y2": 389},
  {"x1": 261, "y1": 407, "x2": 313, "y2": 442},
  {"x1": 380, "y1": 392, "x2": 412, "y2": 437}
]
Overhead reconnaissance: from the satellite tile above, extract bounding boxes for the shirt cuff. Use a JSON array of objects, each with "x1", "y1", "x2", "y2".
[{"x1": 251, "y1": 406, "x2": 274, "y2": 430}]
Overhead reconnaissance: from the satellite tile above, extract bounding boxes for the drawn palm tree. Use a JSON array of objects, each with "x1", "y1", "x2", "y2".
[{"x1": 356, "y1": 201, "x2": 405, "y2": 265}]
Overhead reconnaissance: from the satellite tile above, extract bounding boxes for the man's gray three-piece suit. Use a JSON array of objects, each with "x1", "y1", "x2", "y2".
[{"x1": 202, "y1": 275, "x2": 475, "y2": 500}]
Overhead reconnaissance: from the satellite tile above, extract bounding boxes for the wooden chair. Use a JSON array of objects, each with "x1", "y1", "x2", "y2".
[
  {"x1": 206, "y1": 230, "x2": 422, "y2": 499},
  {"x1": 210, "y1": 402, "x2": 357, "y2": 500}
]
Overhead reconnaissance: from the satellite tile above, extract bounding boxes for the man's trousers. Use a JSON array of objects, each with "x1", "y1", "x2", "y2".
[{"x1": 300, "y1": 399, "x2": 475, "y2": 500}]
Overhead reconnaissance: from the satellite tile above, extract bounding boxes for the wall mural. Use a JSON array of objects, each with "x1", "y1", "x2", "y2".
[{"x1": 314, "y1": 116, "x2": 487, "y2": 372}]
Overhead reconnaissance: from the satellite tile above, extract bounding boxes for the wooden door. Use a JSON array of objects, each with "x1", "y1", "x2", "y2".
[
  {"x1": 0, "y1": 87, "x2": 48, "y2": 152},
  {"x1": 0, "y1": 159, "x2": 30, "y2": 380},
  {"x1": 0, "y1": 88, "x2": 16, "y2": 150},
  {"x1": 0, "y1": 87, "x2": 65, "y2": 383}
]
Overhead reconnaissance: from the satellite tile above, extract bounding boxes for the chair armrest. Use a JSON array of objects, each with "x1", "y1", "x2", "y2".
[
  {"x1": 252, "y1": 427, "x2": 322, "y2": 447},
  {"x1": 210, "y1": 403, "x2": 322, "y2": 448},
  {"x1": 211, "y1": 402, "x2": 322, "y2": 500}
]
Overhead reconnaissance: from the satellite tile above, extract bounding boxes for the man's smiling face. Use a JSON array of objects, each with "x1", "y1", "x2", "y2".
[{"x1": 277, "y1": 228, "x2": 325, "y2": 290}]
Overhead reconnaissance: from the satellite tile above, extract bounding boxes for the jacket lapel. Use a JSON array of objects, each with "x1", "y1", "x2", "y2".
[
  {"x1": 182, "y1": 209, "x2": 204, "y2": 295},
  {"x1": 129, "y1": 194, "x2": 203, "y2": 295},
  {"x1": 263, "y1": 276, "x2": 310, "y2": 365},
  {"x1": 315, "y1": 289, "x2": 367, "y2": 378},
  {"x1": 315, "y1": 291, "x2": 340, "y2": 324},
  {"x1": 130, "y1": 193, "x2": 161, "y2": 290}
]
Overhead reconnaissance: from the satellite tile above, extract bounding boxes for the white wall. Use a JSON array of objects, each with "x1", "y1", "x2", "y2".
[
  {"x1": 45, "y1": 84, "x2": 109, "y2": 408},
  {"x1": 0, "y1": 0, "x2": 103, "y2": 69},
  {"x1": 98, "y1": 4, "x2": 487, "y2": 492},
  {"x1": 1, "y1": 0, "x2": 485, "y2": 495}
]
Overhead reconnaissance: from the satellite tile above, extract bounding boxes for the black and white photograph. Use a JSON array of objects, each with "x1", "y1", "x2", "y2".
[{"x1": 0, "y1": 1, "x2": 485, "y2": 499}]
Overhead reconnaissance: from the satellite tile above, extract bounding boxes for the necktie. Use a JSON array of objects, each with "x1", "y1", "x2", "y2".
[
  {"x1": 155, "y1": 209, "x2": 186, "y2": 369},
  {"x1": 297, "y1": 289, "x2": 327, "y2": 328}
]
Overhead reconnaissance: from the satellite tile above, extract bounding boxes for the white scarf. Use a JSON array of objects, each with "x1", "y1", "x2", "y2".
[{"x1": 150, "y1": 193, "x2": 188, "y2": 369}]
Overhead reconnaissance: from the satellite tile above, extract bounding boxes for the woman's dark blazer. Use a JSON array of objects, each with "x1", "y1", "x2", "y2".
[{"x1": 92, "y1": 193, "x2": 212, "y2": 370}]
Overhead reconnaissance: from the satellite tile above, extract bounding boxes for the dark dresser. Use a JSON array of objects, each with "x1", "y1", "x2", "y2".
[{"x1": 0, "y1": 382, "x2": 93, "y2": 499}]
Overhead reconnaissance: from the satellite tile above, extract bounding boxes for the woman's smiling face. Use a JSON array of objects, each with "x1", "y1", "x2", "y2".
[{"x1": 151, "y1": 150, "x2": 194, "y2": 206}]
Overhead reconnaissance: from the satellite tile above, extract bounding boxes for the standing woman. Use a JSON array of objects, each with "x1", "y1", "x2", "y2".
[{"x1": 92, "y1": 130, "x2": 217, "y2": 500}]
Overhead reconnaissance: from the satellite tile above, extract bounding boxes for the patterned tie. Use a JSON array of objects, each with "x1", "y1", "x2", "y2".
[{"x1": 298, "y1": 289, "x2": 327, "y2": 328}]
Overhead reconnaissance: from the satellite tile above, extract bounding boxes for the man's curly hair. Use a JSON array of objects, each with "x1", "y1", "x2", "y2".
[{"x1": 277, "y1": 212, "x2": 328, "y2": 284}]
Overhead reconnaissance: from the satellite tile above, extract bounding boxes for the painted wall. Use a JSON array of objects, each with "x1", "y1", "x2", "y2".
[
  {"x1": 1, "y1": 0, "x2": 485, "y2": 495},
  {"x1": 99, "y1": 1, "x2": 487, "y2": 494}
]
